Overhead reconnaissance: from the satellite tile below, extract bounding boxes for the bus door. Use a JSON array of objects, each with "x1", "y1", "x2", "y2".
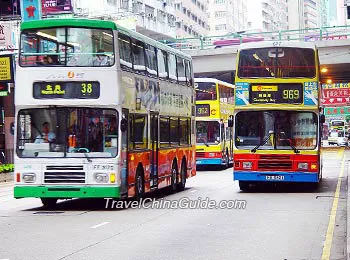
[
  {"x1": 150, "y1": 112, "x2": 159, "y2": 189},
  {"x1": 120, "y1": 109, "x2": 129, "y2": 197}
]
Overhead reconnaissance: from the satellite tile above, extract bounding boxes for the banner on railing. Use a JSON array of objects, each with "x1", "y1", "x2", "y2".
[
  {"x1": 321, "y1": 83, "x2": 350, "y2": 106},
  {"x1": 41, "y1": 0, "x2": 73, "y2": 16}
]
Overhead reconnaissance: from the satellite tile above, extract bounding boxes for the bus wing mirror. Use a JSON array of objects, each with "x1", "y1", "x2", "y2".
[
  {"x1": 228, "y1": 117, "x2": 233, "y2": 127},
  {"x1": 320, "y1": 114, "x2": 325, "y2": 124},
  {"x1": 120, "y1": 118, "x2": 127, "y2": 132}
]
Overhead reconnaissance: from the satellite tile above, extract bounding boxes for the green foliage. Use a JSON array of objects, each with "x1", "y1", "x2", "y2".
[{"x1": 0, "y1": 164, "x2": 14, "y2": 174}]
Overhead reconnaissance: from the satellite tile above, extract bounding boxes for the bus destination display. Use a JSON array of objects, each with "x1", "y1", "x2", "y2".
[
  {"x1": 196, "y1": 104, "x2": 210, "y2": 117},
  {"x1": 250, "y1": 84, "x2": 303, "y2": 104},
  {"x1": 33, "y1": 81, "x2": 100, "y2": 99}
]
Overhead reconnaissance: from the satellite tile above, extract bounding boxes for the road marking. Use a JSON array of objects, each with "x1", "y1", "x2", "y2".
[
  {"x1": 321, "y1": 152, "x2": 345, "y2": 260},
  {"x1": 90, "y1": 222, "x2": 109, "y2": 229},
  {"x1": 337, "y1": 147, "x2": 345, "y2": 159},
  {"x1": 190, "y1": 189, "x2": 197, "y2": 193}
]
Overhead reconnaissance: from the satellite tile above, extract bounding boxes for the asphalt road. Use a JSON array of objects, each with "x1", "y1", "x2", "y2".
[{"x1": 0, "y1": 148, "x2": 348, "y2": 260}]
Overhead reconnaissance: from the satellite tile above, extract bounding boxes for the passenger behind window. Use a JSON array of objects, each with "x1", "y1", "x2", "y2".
[
  {"x1": 93, "y1": 49, "x2": 110, "y2": 66},
  {"x1": 43, "y1": 55, "x2": 59, "y2": 65}
]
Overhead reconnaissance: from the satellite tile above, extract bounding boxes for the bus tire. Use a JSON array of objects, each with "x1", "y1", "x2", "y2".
[
  {"x1": 135, "y1": 167, "x2": 144, "y2": 201},
  {"x1": 41, "y1": 198, "x2": 57, "y2": 209},
  {"x1": 177, "y1": 160, "x2": 187, "y2": 191},
  {"x1": 170, "y1": 161, "x2": 178, "y2": 193},
  {"x1": 239, "y1": 181, "x2": 250, "y2": 191}
]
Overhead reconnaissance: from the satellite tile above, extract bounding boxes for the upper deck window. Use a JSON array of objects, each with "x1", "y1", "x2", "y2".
[
  {"x1": 238, "y1": 47, "x2": 316, "y2": 78},
  {"x1": 195, "y1": 82, "x2": 217, "y2": 101},
  {"x1": 20, "y1": 27, "x2": 115, "y2": 67}
]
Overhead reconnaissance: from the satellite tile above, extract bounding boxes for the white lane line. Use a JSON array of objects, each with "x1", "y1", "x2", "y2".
[
  {"x1": 190, "y1": 189, "x2": 197, "y2": 193},
  {"x1": 90, "y1": 222, "x2": 109, "y2": 229}
]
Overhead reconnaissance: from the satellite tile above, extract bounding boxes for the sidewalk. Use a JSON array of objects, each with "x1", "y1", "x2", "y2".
[{"x1": 0, "y1": 172, "x2": 13, "y2": 183}]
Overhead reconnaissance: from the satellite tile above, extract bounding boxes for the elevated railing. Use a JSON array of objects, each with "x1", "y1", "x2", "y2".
[{"x1": 160, "y1": 25, "x2": 350, "y2": 50}]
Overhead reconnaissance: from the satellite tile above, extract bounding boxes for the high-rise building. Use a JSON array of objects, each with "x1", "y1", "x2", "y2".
[
  {"x1": 73, "y1": 0, "x2": 177, "y2": 40},
  {"x1": 173, "y1": 0, "x2": 210, "y2": 37},
  {"x1": 288, "y1": 0, "x2": 329, "y2": 30},
  {"x1": 207, "y1": 0, "x2": 248, "y2": 36},
  {"x1": 246, "y1": 0, "x2": 288, "y2": 33}
]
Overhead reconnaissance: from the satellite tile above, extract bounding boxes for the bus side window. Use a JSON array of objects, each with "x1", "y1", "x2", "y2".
[
  {"x1": 185, "y1": 60, "x2": 193, "y2": 86},
  {"x1": 131, "y1": 38, "x2": 146, "y2": 74},
  {"x1": 145, "y1": 44, "x2": 158, "y2": 77},
  {"x1": 167, "y1": 53, "x2": 177, "y2": 82},
  {"x1": 118, "y1": 33, "x2": 132, "y2": 70},
  {"x1": 157, "y1": 49, "x2": 168, "y2": 80},
  {"x1": 176, "y1": 57, "x2": 186, "y2": 85}
]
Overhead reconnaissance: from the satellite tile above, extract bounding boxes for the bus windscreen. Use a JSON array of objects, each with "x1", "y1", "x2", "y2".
[
  {"x1": 238, "y1": 47, "x2": 316, "y2": 78},
  {"x1": 195, "y1": 82, "x2": 217, "y2": 101}
]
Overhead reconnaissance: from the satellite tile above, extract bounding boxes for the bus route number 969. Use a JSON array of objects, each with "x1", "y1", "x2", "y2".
[{"x1": 282, "y1": 89, "x2": 299, "y2": 100}]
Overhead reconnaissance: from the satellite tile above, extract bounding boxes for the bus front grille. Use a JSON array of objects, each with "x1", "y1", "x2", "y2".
[
  {"x1": 44, "y1": 171, "x2": 86, "y2": 184},
  {"x1": 258, "y1": 160, "x2": 292, "y2": 170}
]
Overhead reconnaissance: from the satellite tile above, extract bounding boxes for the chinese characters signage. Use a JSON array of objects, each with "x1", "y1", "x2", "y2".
[
  {"x1": 20, "y1": 0, "x2": 42, "y2": 22},
  {"x1": 321, "y1": 83, "x2": 350, "y2": 106},
  {"x1": 324, "y1": 107, "x2": 350, "y2": 116},
  {"x1": 0, "y1": 55, "x2": 14, "y2": 83},
  {"x1": 41, "y1": 0, "x2": 73, "y2": 16}
]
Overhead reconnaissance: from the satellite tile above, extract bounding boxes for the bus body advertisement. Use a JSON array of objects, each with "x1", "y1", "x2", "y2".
[
  {"x1": 233, "y1": 41, "x2": 324, "y2": 190},
  {"x1": 195, "y1": 78, "x2": 234, "y2": 168},
  {"x1": 14, "y1": 19, "x2": 196, "y2": 207}
]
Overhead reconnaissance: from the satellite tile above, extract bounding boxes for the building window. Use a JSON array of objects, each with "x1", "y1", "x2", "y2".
[{"x1": 215, "y1": 24, "x2": 226, "y2": 30}]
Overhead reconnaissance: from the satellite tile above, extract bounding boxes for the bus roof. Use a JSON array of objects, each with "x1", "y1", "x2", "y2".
[
  {"x1": 194, "y1": 78, "x2": 235, "y2": 88},
  {"x1": 20, "y1": 18, "x2": 191, "y2": 60},
  {"x1": 238, "y1": 41, "x2": 316, "y2": 50}
]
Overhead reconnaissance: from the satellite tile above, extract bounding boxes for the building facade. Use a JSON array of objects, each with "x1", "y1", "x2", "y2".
[
  {"x1": 246, "y1": 0, "x2": 288, "y2": 33},
  {"x1": 288, "y1": 0, "x2": 329, "y2": 30},
  {"x1": 73, "y1": 0, "x2": 177, "y2": 39},
  {"x1": 207, "y1": 0, "x2": 248, "y2": 36},
  {"x1": 173, "y1": 0, "x2": 210, "y2": 38}
]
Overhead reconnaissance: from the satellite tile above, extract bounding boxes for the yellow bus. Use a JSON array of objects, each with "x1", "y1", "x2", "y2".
[
  {"x1": 195, "y1": 78, "x2": 234, "y2": 168},
  {"x1": 233, "y1": 41, "x2": 325, "y2": 190}
]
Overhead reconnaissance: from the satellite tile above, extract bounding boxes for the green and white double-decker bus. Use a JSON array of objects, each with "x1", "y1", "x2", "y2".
[{"x1": 14, "y1": 19, "x2": 196, "y2": 207}]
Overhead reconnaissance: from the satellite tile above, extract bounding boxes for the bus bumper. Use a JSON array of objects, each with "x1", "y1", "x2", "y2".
[
  {"x1": 233, "y1": 171, "x2": 319, "y2": 182},
  {"x1": 14, "y1": 186, "x2": 120, "y2": 199},
  {"x1": 196, "y1": 158, "x2": 222, "y2": 165}
]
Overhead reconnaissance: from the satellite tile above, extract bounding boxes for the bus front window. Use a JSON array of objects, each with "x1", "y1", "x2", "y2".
[
  {"x1": 196, "y1": 121, "x2": 220, "y2": 144},
  {"x1": 235, "y1": 111, "x2": 318, "y2": 150},
  {"x1": 238, "y1": 47, "x2": 315, "y2": 78},
  {"x1": 20, "y1": 27, "x2": 115, "y2": 67},
  {"x1": 195, "y1": 82, "x2": 217, "y2": 100},
  {"x1": 16, "y1": 108, "x2": 119, "y2": 158}
]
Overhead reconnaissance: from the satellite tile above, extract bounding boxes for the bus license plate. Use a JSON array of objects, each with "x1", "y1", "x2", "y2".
[{"x1": 265, "y1": 175, "x2": 284, "y2": 181}]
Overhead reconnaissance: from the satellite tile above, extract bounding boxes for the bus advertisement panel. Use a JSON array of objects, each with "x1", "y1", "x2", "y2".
[
  {"x1": 14, "y1": 19, "x2": 196, "y2": 207},
  {"x1": 233, "y1": 41, "x2": 324, "y2": 191},
  {"x1": 195, "y1": 78, "x2": 234, "y2": 168}
]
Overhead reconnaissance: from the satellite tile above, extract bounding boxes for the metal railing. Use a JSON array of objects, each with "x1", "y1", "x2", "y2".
[{"x1": 160, "y1": 25, "x2": 350, "y2": 50}]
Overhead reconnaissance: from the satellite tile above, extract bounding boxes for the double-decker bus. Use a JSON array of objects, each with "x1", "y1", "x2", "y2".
[
  {"x1": 233, "y1": 41, "x2": 325, "y2": 190},
  {"x1": 14, "y1": 19, "x2": 196, "y2": 207},
  {"x1": 195, "y1": 78, "x2": 234, "y2": 168}
]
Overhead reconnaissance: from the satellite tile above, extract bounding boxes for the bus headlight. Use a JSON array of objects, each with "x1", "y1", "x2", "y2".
[
  {"x1": 298, "y1": 163, "x2": 308, "y2": 170},
  {"x1": 22, "y1": 173, "x2": 36, "y2": 183},
  {"x1": 94, "y1": 173, "x2": 108, "y2": 183},
  {"x1": 242, "y1": 162, "x2": 252, "y2": 169}
]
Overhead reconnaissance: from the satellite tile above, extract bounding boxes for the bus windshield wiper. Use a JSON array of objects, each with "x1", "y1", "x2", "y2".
[
  {"x1": 251, "y1": 130, "x2": 274, "y2": 153},
  {"x1": 278, "y1": 132, "x2": 300, "y2": 154}
]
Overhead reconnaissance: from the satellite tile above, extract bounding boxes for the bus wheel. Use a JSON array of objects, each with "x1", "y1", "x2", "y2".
[
  {"x1": 177, "y1": 161, "x2": 187, "y2": 191},
  {"x1": 170, "y1": 163, "x2": 178, "y2": 193},
  {"x1": 135, "y1": 169, "x2": 144, "y2": 201},
  {"x1": 41, "y1": 198, "x2": 57, "y2": 209},
  {"x1": 239, "y1": 181, "x2": 250, "y2": 191}
]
